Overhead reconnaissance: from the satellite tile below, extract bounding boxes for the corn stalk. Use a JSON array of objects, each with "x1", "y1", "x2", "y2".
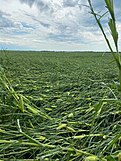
[{"x1": 88, "y1": 0, "x2": 121, "y2": 95}]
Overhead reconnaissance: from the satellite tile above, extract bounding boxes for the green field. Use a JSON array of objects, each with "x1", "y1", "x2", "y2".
[{"x1": 0, "y1": 51, "x2": 121, "y2": 160}]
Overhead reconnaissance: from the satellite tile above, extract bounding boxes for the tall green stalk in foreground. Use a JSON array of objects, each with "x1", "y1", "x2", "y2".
[{"x1": 88, "y1": 0, "x2": 121, "y2": 95}]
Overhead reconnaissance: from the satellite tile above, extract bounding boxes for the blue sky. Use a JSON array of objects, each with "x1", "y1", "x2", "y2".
[{"x1": 0, "y1": 0, "x2": 121, "y2": 51}]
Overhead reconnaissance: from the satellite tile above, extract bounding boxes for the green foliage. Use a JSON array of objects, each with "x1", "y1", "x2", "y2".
[
  {"x1": 88, "y1": 0, "x2": 121, "y2": 91},
  {"x1": 0, "y1": 51, "x2": 121, "y2": 160},
  {"x1": 87, "y1": 0, "x2": 121, "y2": 160}
]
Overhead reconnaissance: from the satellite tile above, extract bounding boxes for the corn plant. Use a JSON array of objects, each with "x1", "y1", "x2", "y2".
[
  {"x1": 0, "y1": 65, "x2": 51, "y2": 120},
  {"x1": 87, "y1": 1, "x2": 121, "y2": 159},
  {"x1": 88, "y1": 0, "x2": 121, "y2": 94}
]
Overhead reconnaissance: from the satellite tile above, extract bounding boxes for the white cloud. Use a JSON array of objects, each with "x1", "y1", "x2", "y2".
[{"x1": 0, "y1": 0, "x2": 121, "y2": 51}]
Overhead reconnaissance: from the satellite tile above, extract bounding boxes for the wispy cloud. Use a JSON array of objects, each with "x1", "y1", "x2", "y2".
[
  {"x1": 0, "y1": 10, "x2": 14, "y2": 28},
  {"x1": 63, "y1": 0, "x2": 79, "y2": 7}
]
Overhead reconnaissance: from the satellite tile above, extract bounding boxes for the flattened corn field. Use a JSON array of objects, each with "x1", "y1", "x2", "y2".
[{"x1": 0, "y1": 51, "x2": 121, "y2": 161}]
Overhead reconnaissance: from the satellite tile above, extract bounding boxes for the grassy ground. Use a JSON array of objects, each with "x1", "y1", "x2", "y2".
[{"x1": 0, "y1": 51, "x2": 121, "y2": 160}]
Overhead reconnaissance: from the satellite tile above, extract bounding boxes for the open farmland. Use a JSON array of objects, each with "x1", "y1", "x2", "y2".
[{"x1": 0, "y1": 51, "x2": 121, "y2": 160}]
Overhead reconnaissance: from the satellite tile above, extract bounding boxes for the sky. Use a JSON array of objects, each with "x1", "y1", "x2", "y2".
[{"x1": 0, "y1": 0, "x2": 121, "y2": 51}]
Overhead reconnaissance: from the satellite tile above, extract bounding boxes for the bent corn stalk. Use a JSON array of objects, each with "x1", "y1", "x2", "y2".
[{"x1": 88, "y1": 0, "x2": 121, "y2": 94}]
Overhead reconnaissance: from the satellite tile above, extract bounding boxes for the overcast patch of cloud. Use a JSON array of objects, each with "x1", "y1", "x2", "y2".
[
  {"x1": 0, "y1": 9, "x2": 35, "y2": 40},
  {"x1": 19, "y1": 0, "x2": 35, "y2": 7},
  {"x1": 0, "y1": 10, "x2": 14, "y2": 28},
  {"x1": 19, "y1": 0, "x2": 55, "y2": 14},
  {"x1": 63, "y1": 0, "x2": 79, "y2": 7}
]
